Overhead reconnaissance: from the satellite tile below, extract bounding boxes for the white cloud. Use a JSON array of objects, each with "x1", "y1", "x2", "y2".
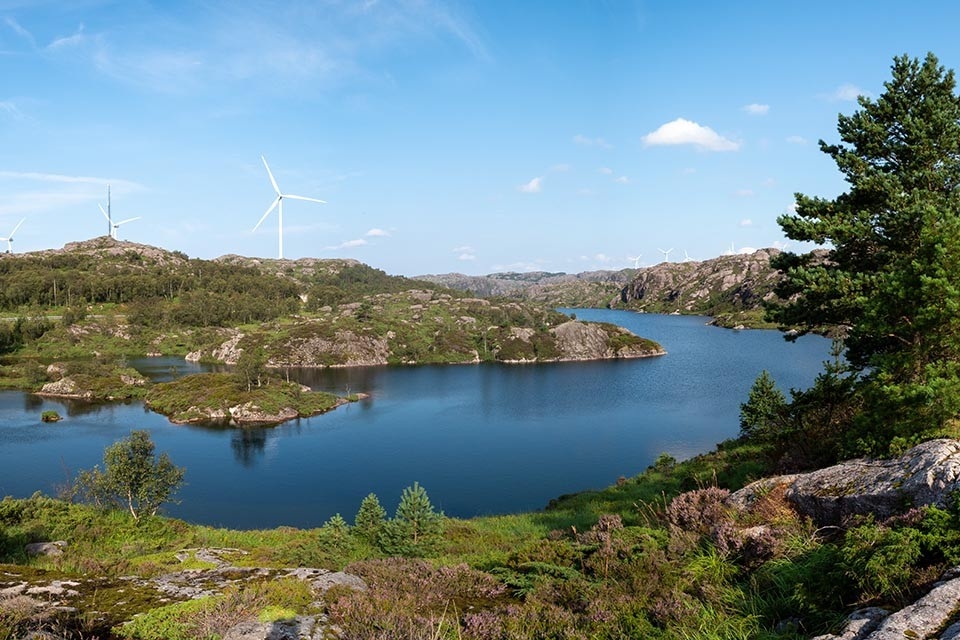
[
  {"x1": 452, "y1": 245, "x2": 473, "y2": 253},
  {"x1": 831, "y1": 83, "x2": 863, "y2": 101},
  {"x1": 4, "y1": 17, "x2": 35, "y2": 46},
  {"x1": 0, "y1": 171, "x2": 143, "y2": 192},
  {"x1": 597, "y1": 167, "x2": 614, "y2": 175},
  {"x1": 786, "y1": 202, "x2": 799, "y2": 213},
  {"x1": 328, "y1": 238, "x2": 368, "y2": 250},
  {"x1": 518, "y1": 177, "x2": 543, "y2": 193},
  {"x1": 458, "y1": 253, "x2": 476, "y2": 261},
  {"x1": 739, "y1": 218, "x2": 753, "y2": 227},
  {"x1": 365, "y1": 228, "x2": 390, "y2": 237},
  {"x1": 735, "y1": 189, "x2": 754, "y2": 197},
  {"x1": 743, "y1": 103, "x2": 770, "y2": 116},
  {"x1": 642, "y1": 118, "x2": 740, "y2": 152},
  {"x1": 550, "y1": 163, "x2": 572, "y2": 173},
  {"x1": 47, "y1": 24, "x2": 88, "y2": 51},
  {"x1": 0, "y1": 101, "x2": 24, "y2": 120},
  {"x1": 593, "y1": 253, "x2": 613, "y2": 263},
  {"x1": 786, "y1": 135, "x2": 807, "y2": 145},
  {"x1": 573, "y1": 134, "x2": 612, "y2": 149},
  {"x1": 614, "y1": 176, "x2": 630, "y2": 184},
  {"x1": 738, "y1": 247, "x2": 758, "y2": 254}
]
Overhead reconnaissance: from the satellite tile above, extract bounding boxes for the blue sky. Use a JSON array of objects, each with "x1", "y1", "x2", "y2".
[{"x1": 2, "y1": 1, "x2": 959, "y2": 276}]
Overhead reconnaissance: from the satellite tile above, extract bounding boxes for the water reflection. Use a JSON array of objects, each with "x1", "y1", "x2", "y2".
[{"x1": 230, "y1": 428, "x2": 269, "y2": 467}]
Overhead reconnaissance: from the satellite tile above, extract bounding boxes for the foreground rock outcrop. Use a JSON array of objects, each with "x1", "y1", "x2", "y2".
[
  {"x1": 729, "y1": 439, "x2": 960, "y2": 526},
  {"x1": 813, "y1": 568, "x2": 960, "y2": 640},
  {"x1": 0, "y1": 547, "x2": 366, "y2": 640}
]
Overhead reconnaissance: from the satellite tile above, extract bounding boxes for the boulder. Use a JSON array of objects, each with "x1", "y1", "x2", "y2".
[
  {"x1": 25, "y1": 541, "x2": 67, "y2": 557},
  {"x1": 812, "y1": 569, "x2": 960, "y2": 639},
  {"x1": 729, "y1": 439, "x2": 960, "y2": 526}
]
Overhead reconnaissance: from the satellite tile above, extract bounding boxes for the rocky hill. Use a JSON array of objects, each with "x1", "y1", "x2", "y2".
[
  {"x1": 420, "y1": 250, "x2": 788, "y2": 327},
  {"x1": 0, "y1": 239, "x2": 664, "y2": 375},
  {"x1": 184, "y1": 289, "x2": 664, "y2": 367},
  {"x1": 613, "y1": 249, "x2": 786, "y2": 327}
]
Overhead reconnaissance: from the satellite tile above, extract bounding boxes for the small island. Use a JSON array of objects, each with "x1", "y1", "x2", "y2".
[{"x1": 145, "y1": 372, "x2": 361, "y2": 426}]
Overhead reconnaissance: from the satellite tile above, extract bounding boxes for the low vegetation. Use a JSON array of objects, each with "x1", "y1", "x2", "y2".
[
  {"x1": 5, "y1": 53, "x2": 960, "y2": 639},
  {"x1": 145, "y1": 372, "x2": 345, "y2": 424}
]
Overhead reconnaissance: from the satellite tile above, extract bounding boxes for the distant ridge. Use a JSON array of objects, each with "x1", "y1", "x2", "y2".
[{"x1": 419, "y1": 249, "x2": 789, "y2": 327}]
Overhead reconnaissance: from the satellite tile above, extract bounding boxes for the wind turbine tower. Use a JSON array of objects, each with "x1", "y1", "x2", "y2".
[
  {"x1": 253, "y1": 156, "x2": 326, "y2": 259},
  {"x1": 627, "y1": 255, "x2": 642, "y2": 269},
  {"x1": 0, "y1": 219, "x2": 25, "y2": 253},
  {"x1": 657, "y1": 247, "x2": 674, "y2": 263},
  {"x1": 106, "y1": 185, "x2": 112, "y2": 236}
]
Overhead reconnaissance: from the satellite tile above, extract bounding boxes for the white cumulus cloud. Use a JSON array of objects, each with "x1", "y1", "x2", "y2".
[
  {"x1": 518, "y1": 177, "x2": 542, "y2": 193},
  {"x1": 614, "y1": 176, "x2": 630, "y2": 184},
  {"x1": 365, "y1": 228, "x2": 390, "y2": 237},
  {"x1": 642, "y1": 118, "x2": 740, "y2": 152},
  {"x1": 786, "y1": 135, "x2": 807, "y2": 145},
  {"x1": 743, "y1": 103, "x2": 770, "y2": 116},
  {"x1": 458, "y1": 253, "x2": 476, "y2": 261},
  {"x1": 739, "y1": 218, "x2": 753, "y2": 227}
]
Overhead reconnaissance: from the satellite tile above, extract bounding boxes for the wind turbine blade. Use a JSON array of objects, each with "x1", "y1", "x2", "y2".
[
  {"x1": 9, "y1": 218, "x2": 24, "y2": 237},
  {"x1": 115, "y1": 217, "x2": 141, "y2": 226},
  {"x1": 99, "y1": 204, "x2": 110, "y2": 222},
  {"x1": 261, "y1": 155, "x2": 281, "y2": 195},
  {"x1": 253, "y1": 198, "x2": 280, "y2": 231},
  {"x1": 283, "y1": 194, "x2": 326, "y2": 204}
]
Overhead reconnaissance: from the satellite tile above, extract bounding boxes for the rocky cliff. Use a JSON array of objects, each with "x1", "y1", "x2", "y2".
[{"x1": 613, "y1": 249, "x2": 784, "y2": 324}]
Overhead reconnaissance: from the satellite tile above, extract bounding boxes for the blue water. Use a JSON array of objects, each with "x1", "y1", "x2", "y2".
[{"x1": 0, "y1": 310, "x2": 832, "y2": 529}]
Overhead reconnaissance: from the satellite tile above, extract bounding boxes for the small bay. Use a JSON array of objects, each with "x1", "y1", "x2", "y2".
[{"x1": 0, "y1": 310, "x2": 831, "y2": 529}]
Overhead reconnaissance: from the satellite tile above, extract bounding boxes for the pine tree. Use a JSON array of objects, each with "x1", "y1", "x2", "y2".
[
  {"x1": 770, "y1": 53, "x2": 960, "y2": 442},
  {"x1": 378, "y1": 482, "x2": 445, "y2": 557},
  {"x1": 739, "y1": 370, "x2": 787, "y2": 441},
  {"x1": 353, "y1": 493, "x2": 387, "y2": 543}
]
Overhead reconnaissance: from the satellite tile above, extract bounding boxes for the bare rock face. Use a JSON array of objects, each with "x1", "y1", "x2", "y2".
[
  {"x1": 812, "y1": 570, "x2": 960, "y2": 640},
  {"x1": 38, "y1": 377, "x2": 92, "y2": 399},
  {"x1": 270, "y1": 330, "x2": 390, "y2": 368},
  {"x1": 617, "y1": 249, "x2": 784, "y2": 314},
  {"x1": 729, "y1": 439, "x2": 960, "y2": 526},
  {"x1": 551, "y1": 320, "x2": 662, "y2": 360}
]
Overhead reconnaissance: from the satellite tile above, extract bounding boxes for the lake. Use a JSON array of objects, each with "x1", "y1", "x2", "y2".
[{"x1": 0, "y1": 310, "x2": 832, "y2": 529}]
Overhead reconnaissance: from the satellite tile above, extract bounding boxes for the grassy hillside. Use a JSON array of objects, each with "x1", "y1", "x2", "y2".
[{"x1": 2, "y1": 438, "x2": 957, "y2": 639}]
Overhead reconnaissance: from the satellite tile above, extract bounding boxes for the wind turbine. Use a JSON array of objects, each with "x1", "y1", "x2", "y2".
[
  {"x1": 0, "y1": 219, "x2": 25, "y2": 253},
  {"x1": 627, "y1": 255, "x2": 642, "y2": 268},
  {"x1": 682, "y1": 250, "x2": 694, "y2": 263},
  {"x1": 657, "y1": 247, "x2": 674, "y2": 263},
  {"x1": 253, "y1": 155, "x2": 326, "y2": 259},
  {"x1": 100, "y1": 205, "x2": 140, "y2": 240}
]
